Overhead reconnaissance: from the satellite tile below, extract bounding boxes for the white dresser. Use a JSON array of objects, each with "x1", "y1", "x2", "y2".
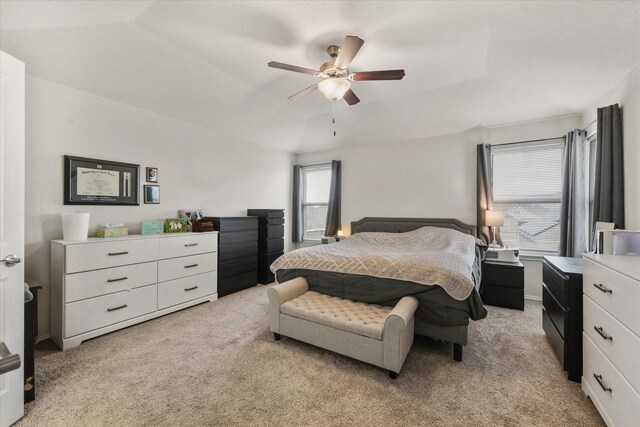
[
  {"x1": 582, "y1": 254, "x2": 640, "y2": 427},
  {"x1": 51, "y1": 232, "x2": 218, "y2": 350}
]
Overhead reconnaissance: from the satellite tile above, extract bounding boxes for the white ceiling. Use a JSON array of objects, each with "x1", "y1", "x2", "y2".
[{"x1": 1, "y1": 1, "x2": 639, "y2": 153}]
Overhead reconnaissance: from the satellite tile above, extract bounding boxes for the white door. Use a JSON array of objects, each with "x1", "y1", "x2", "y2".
[{"x1": 0, "y1": 50, "x2": 25, "y2": 427}]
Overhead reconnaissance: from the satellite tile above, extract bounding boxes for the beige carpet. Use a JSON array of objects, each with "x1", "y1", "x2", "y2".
[{"x1": 20, "y1": 286, "x2": 603, "y2": 426}]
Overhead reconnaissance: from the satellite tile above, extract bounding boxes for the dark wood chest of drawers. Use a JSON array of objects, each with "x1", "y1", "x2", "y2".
[
  {"x1": 542, "y1": 255, "x2": 583, "y2": 382},
  {"x1": 247, "y1": 209, "x2": 284, "y2": 284},
  {"x1": 207, "y1": 217, "x2": 258, "y2": 297},
  {"x1": 481, "y1": 261, "x2": 525, "y2": 310}
]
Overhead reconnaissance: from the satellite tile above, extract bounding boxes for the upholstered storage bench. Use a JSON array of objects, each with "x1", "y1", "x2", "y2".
[{"x1": 268, "y1": 277, "x2": 418, "y2": 378}]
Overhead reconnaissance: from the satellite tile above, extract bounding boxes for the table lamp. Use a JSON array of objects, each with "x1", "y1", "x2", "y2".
[{"x1": 485, "y1": 209, "x2": 504, "y2": 248}]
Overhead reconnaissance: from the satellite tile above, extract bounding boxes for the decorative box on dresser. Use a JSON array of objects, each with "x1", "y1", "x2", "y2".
[
  {"x1": 207, "y1": 217, "x2": 259, "y2": 296},
  {"x1": 582, "y1": 254, "x2": 640, "y2": 427},
  {"x1": 542, "y1": 256, "x2": 583, "y2": 382},
  {"x1": 51, "y1": 232, "x2": 218, "y2": 350},
  {"x1": 247, "y1": 209, "x2": 284, "y2": 284}
]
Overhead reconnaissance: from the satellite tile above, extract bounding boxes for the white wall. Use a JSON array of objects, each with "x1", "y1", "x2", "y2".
[
  {"x1": 25, "y1": 77, "x2": 294, "y2": 339},
  {"x1": 583, "y1": 61, "x2": 640, "y2": 229},
  {"x1": 296, "y1": 114, "x2": 583, "y2": 300}
]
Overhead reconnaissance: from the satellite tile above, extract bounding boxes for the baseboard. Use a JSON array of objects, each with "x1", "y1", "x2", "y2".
[
  {"x1": 36, "y1": 333, "x2": 50, "y2": 343},
  {"x1": 525, "y1": 295, "x2": 542, "y2": 302}
]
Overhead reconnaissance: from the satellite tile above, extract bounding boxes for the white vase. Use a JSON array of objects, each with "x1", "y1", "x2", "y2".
[{"x1": 62, "y1": 212, "x2": 90, "y2": 240}]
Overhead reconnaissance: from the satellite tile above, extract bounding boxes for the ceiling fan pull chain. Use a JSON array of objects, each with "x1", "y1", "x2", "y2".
[{"x1": 332, "y1": 100, "x2": 337, "y2": 136}]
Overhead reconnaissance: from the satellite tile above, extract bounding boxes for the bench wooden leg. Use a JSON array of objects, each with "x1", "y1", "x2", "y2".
[
  {"x1": 273, "y1": 333, "x2": 281, "y2": 341},
  {"x1": 453, "y1": 343, "x2": 463, "y2": 362},
  {"x1": 389, "y1": 371, "x2": 398, "y2": 379}
]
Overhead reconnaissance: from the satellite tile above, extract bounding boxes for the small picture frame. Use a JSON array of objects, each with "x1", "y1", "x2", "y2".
[
  {"x1": 146, "y1": 167, "x2": 158, "y2": 183},
  {"x1": 144, "y1": 185, "x2": 160, "y2": 204}
]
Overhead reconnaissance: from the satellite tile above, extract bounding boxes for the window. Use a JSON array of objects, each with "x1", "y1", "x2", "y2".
[
  {"x1": 301, "y1": 164, "x2": 331, "y2": 241},
  {"x1": 491, "y1": 139, "x2": 565, "y2": 253}
]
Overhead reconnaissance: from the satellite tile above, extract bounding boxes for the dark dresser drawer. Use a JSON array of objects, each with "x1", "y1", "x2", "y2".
[
  {"x1": 219, "y1": 256, "x2": 258, "y2": 279},
  {"x1": 262, "y1": 217, "x2": 284, "y2": 226},
  {"x1": 218, "y1": 241, "x2": 258, "y2": 262},
  {"x1": 208, "y1": 217, "x2": 258, "y2": 232},
  {"x1": 260, "y1": 225, "x2": 284, "y2": 240},
  {"x1": 219, "y1": 230, "x2": 258, "y2": 245},
  {"x1": 265, "y1": 238, "x2": 284, "y2": 253},
  {"x1": 543, "y1": 307, "x2": 566, "y2": 366},
  {"x1": 543, "y1": 284, "x2": 567, "y2": 339},
  {"x1": 543, "y1": 260, "x2": 569, "y2": 308},
  {"x1": 219, "y1": 271, "x2": 258, "y2": 297}
]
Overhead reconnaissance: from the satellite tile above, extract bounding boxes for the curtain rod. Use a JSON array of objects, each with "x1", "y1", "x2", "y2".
[
  {"x1": 491, "y1": 135, "x2": 565, "y2": 147},
  {"x1": 581, "y1": 119, "x2": 597, "y2": 131},
  {"x1": 299, "y1": 162, "x2": 332, "y2": 168}
]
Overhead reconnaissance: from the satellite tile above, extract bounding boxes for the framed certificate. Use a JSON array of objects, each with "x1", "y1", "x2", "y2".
[{"x1": 64, "y1": 155, "x2": 140, "y2": 205}]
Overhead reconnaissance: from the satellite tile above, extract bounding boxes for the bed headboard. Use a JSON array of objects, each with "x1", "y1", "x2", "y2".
[{"x1": 350, "y1": 217, "x2": 477, "y2": 237}]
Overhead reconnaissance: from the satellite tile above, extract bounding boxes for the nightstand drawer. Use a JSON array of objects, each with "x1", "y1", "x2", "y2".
[
  {"x1": 543, "y1": 307, "x2": 566, "y2": 366},
  {"x1": 482, "y1": 263, "x2": 524, "y2": 289},
  {"x1": 482, "y1": 285, "x2": 524, "y2": 310}
]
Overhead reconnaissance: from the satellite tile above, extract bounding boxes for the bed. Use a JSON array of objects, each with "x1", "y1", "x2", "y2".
[{"x1": 272, "y1": 217, "x2": 488, "y2": 361}]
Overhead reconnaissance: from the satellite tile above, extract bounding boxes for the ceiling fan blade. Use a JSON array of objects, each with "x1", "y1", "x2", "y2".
[
  {"x1": 352, "y1": 70, "x2": 405, "y2": 81},
  {"x1": 343, "y1": 89, "x2": 360, "y2": 106},
  {"x1": 287, "y1": 84, "x2": 318, "y2": 101},
  {"x1": 268, "y1": 61, "x2": 319, "y2": 76},
  {"x1": 334, "y1": 35, "x2": 364, "y2": 69}
]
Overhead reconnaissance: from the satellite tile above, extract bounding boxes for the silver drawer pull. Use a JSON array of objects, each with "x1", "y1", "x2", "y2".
[
  {"x1": 593, "y1": 374, "x2": 612, "y2": 393},
  {"x1": 593, "y1": 283, "x2": 613, "y2": 294},
  {"x1": 107, "y1": 304, "x2": 128, "y2": 312},
  {"x1": 108, "y1": 251, "x2": 129, "y2": 256},
  {"x1": 184, "y1": 286, "x2": 199, "y2": 292},
  {"x1": 594, "y1": 326, "x2": 613, "y2": 341},
  {"x1": 184, "y1": 243, "x2": 199, "y2": 247},
  {"x1": 184, "y1": 264, "x2": 199, "y2": 269},
  {"x1": 107, "y1": 277, "x2": 128, "y2": 283}
]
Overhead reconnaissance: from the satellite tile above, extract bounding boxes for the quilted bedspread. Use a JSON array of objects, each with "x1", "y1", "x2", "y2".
[{"x1": 270, "y1": 226, "x2": 477, "y2": 301}]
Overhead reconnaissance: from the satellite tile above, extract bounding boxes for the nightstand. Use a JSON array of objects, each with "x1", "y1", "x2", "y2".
[{"x1": 481, "y1": 261, "x2": 525, "y2": 310}]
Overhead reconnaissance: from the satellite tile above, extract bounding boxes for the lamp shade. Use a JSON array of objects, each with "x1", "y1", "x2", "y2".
[
  {"x1": 318, "y1": 78, "x2": 351, "y2": 101},
  {"x1": 485, "y1": 210, "x2": 505, "y2": 227}
]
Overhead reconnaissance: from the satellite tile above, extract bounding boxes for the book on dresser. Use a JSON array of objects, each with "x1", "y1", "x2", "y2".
[
  {"x1": 581, "y1": 254, "x2": 640, "y2": 427},
  {"x1": 247, "y1": 209, "x2": 284, "y2": 284},
  {"x1": 50, "y1": 232, "x2": 218, "y2": 350},
  {"x1": 206, "y1": 216, "x2": 259, "y2": 297}
]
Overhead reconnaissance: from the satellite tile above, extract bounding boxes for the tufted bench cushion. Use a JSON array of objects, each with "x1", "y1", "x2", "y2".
[
  {"x1": 280, "y1": 291, "x2": 391, "y2": 340},
  {"x1": 268, "y1": 277, "x2": 419, "y2": 378}
]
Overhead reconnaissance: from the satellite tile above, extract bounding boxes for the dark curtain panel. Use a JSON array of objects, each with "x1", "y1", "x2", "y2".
[
  {"x1": 292, "y1": 165, "x2": 303, "y2": 243},
  {"x1": 559, "y1": 130, "x2": 588, "y2": 257},
  {"x1": 477, "y1": 144, "x2": 501, "y2": 245},
  {"x1": 325, "y1": 160, "x2": 342, "y2": 236},
  {"x1": 593, "y1": 104, "x2": 624, "y2": 229}
]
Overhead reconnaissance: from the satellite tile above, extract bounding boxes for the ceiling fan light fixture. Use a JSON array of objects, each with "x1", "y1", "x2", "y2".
[{"x1": 318, "y1": 78, "x2": 351, "y2": 101}]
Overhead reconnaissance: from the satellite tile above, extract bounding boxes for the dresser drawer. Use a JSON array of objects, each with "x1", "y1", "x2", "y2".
[
  {"x1": 158, "y1": 271, "x2": 217, "y2": 310},
  {"x1": 260, "y1": 225, "x2": 284, "y2": 240},
  {"x1": 219, "y1": 256, "x2": 258, "y2": 279},
  {"x1": 209, "y1": 217, "x2": 258, "y2": 232},
  {"x1": 543, "y1": 284, "x2": 567, "y2": 339},
  {"x1": 65, "y1": 239, "x2": 158, "y2": 274},
  {"x1": 65, "y1": 261, "x2": 157, "y2": 303},
  {"x1": 584, "y1": 295, "x2": 640, "y2": 394},
  {"x1": 543, "y1": 260, "x2": 569, "y2": 308},
  {"x1": 219, "y1": 230, "x2": 258, "y2": 245},
  {"x1": 583, "y1": 333, "x2": 640, "y2": 427},
  {"x1": 584, "y1": 259, "x2": 640, "y2": 336},
  {"x1": 265, "y1": 238, "x2": 284, "y2": 254},
  {"x1": 158, "y1": 252, "x2": 217, "y2": 282},
  {"x1": 65, "y1": 284, "x2": 157, "y2": 337},
  {"x1": 261, "y1": 217, "x2": 284, "y2": 226},
  {"x1": 543, "y1": 307, "x2": 566, "y2": 366},
  {"x1": 158, "y1": 233, "x2": 217, "y2": 260},
  {"x1": 219, "y1": 241, "x2": 258, "y2": 261}
]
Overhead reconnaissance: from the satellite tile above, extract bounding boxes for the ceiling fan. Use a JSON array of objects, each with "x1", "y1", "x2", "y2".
[{"x1": 268, "y1": 35, "x2": 405, "y2": 106}]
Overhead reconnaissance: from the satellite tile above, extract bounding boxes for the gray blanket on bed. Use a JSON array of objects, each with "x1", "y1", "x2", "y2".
[{"x1": 271, "y1": 227, "x2": 477, "y2": 300}]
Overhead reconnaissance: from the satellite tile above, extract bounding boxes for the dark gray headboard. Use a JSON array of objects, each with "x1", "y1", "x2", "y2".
[{"x1": 350, "y1": 217, "x2": 477, "y2": 237}]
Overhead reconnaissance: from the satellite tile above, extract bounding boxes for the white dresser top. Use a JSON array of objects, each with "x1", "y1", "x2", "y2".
[
  {"x1": 583, "y1": 254, "x2": 640, "y2": 281},
  {"x1": 52, "y1": 231, "x2": 218, "y2": 246}
]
